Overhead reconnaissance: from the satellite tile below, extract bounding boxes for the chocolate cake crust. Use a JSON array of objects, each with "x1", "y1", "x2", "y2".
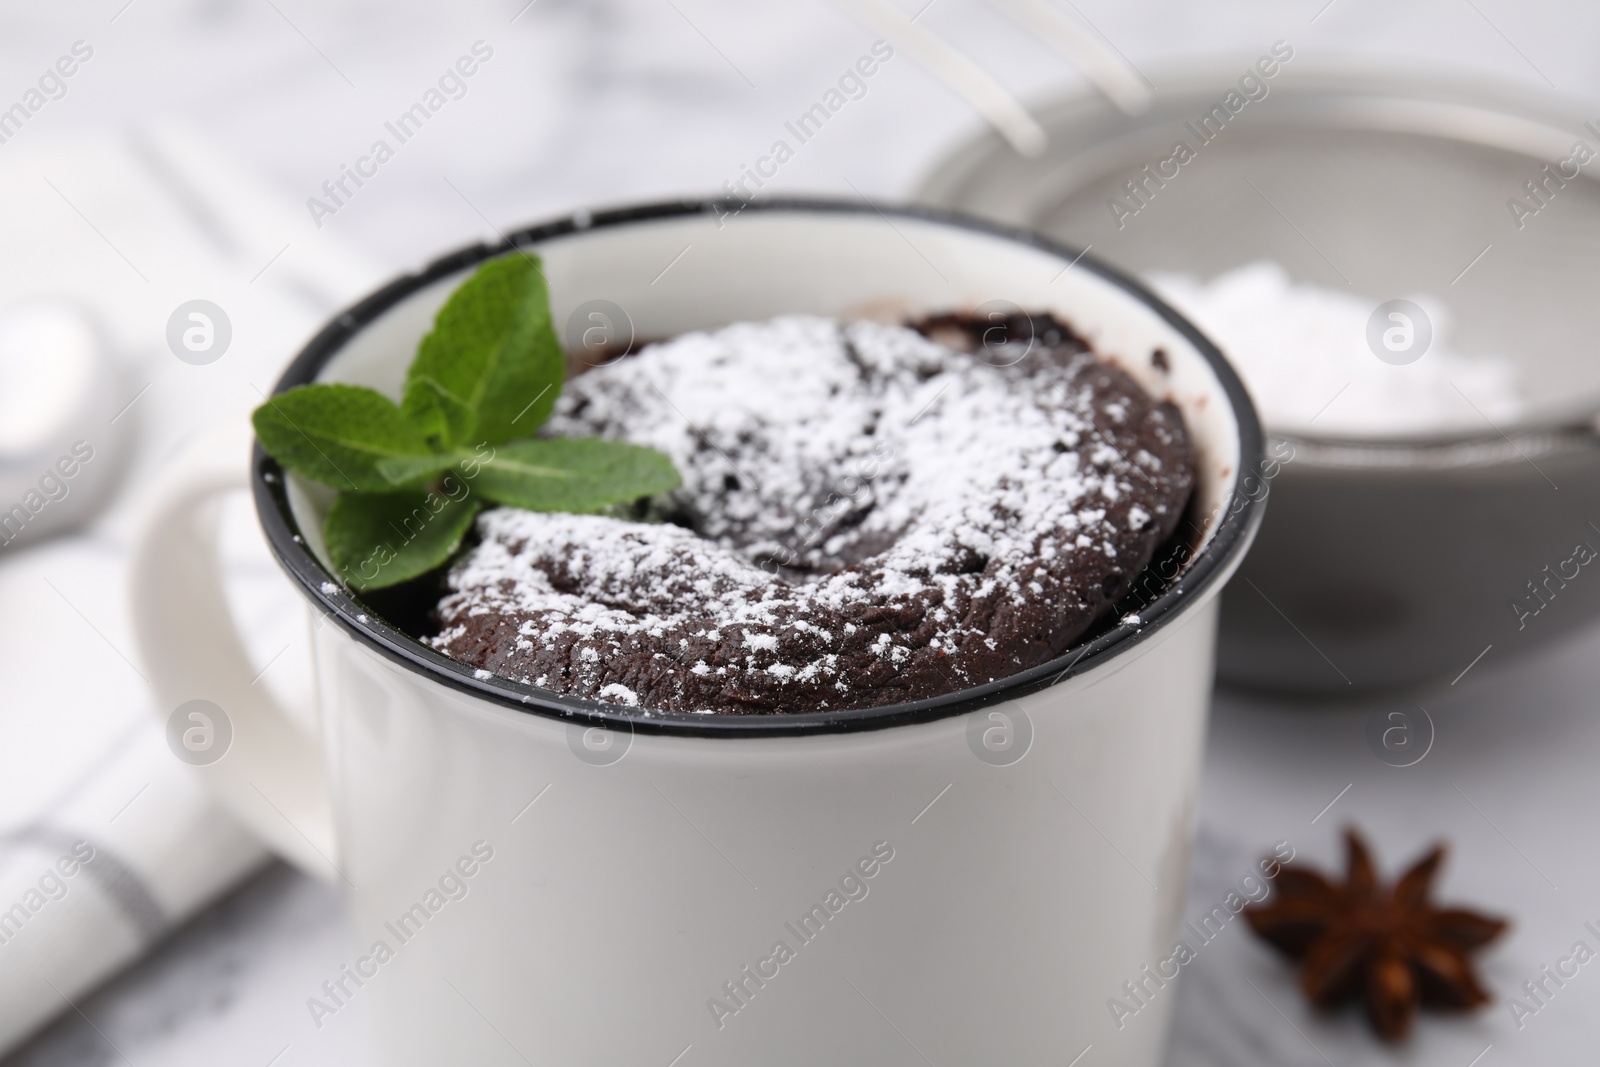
[{"x1": 429, "y1": 313, "x2": 1194, "y2": 714}]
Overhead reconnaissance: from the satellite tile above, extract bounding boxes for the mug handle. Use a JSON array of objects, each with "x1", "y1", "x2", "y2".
[{"x1": 129, "y1": 416, "x2": 339, "y2": 881}]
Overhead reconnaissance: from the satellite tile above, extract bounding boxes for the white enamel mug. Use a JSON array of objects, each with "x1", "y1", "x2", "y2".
[{"x1": 130, "y1": 201, "x2": 1263, "y2": 1066}]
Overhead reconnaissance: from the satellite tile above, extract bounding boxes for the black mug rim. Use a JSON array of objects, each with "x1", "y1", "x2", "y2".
[{"x1": 252, "y1": 197, "x2": 1266, "y2": 738}]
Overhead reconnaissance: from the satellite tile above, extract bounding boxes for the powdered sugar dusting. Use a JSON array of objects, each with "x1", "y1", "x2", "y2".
[
  {"x1": 598, "y1": 683, "x2": 640, "y2": 706},
  {"x1": 431, "y1": 315, "x2": 1193, "y2": 713}
]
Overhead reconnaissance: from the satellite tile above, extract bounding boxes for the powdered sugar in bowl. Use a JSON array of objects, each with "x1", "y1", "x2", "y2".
[{"x1": 130, "y1": 200, "x2": 1262, "y2": 1067}]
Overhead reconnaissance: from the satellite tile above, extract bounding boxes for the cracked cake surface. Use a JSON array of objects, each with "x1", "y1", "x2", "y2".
[{"x1": 428, "y1": 313, "x2": 1194, "y2": 714}]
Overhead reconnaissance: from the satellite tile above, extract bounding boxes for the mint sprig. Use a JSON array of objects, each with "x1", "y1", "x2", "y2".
[
  {"x1": 252, "y1": 253, "x2": 680, "y2": 591},
  {"x1": 402, "y1": 254, "x2": 564, "y2": 448},
  {"x1": 325, "y1": 487, "x2": 482, "y2": 590},
  {"x1": 253, "y1": 384, "x2": 436, "y2": 493},
  {"x1": 472, "y1": 438, "x2": 681, "y2": 512}
]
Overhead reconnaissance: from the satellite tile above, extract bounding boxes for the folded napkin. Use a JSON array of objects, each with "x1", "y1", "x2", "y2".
[{"x1": 0, "y1": 122, "x2": 384, "y2": 1055}]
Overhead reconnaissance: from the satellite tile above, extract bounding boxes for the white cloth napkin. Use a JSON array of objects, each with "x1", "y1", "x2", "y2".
[{"x1": 0, "y1": 121, "x2": 385, "y2": 1055}]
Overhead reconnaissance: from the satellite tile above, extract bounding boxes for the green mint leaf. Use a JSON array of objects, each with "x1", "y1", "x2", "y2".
[
  {"x1": 403, "y1": 375, "x2": 475, "y2": 449},
  {"x1": 402, "y1": 254, "x2": 563, "y2": 448},
  {"x1": 325, "y1": 488, "x2": 482, "y2": 591},
  {"x1": 472, "y1": 438, "x2": 681, "y2": 513},
  {"x1": 252, "y1": 384, "x2": 436, "y2": 493},
  {"x1": 374, "y1": 453, "x2": 461, "y2": 488}
]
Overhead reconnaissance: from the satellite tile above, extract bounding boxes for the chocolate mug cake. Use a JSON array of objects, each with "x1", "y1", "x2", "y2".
[{"x1": 429, "y1": 311, "x2": 1195, "y2": 713}]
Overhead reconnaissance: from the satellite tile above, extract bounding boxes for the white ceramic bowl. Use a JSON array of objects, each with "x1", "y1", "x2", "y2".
[{"x1": 917, "y1": 70, "x2": 1600, "y2": 694}]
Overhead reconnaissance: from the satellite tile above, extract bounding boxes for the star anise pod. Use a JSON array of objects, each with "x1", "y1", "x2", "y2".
[{"x1": 1244, "y1": 828, "x2": 1509, "y2": 1041}]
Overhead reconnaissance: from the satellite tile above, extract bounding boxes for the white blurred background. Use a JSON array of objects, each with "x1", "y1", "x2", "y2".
[
  {"x1": 6, "y1": 0, "x2": 1598, "y2": 266},
  {"x1": 1, "y1": 1, "x2": 1598, "y2": 1064}
]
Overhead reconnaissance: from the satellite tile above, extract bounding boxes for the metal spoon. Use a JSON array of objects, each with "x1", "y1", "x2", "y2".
[{"x1": 0, "y1": 301, "x2": 127, "y2": 550}]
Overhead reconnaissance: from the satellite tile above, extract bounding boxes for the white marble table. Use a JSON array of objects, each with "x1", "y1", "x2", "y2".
[
  {"x1": 12, "y1": 620, "x2": 1600, "y2": 1067},
  {"x1": 2, "y1": 1, "x2": 1599, "y2": 1063}
]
